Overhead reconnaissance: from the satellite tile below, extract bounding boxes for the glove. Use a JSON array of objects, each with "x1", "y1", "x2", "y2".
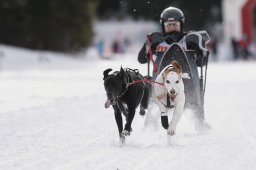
[
  {"x1": 186, "y1": 42, "x2": 198, "y2": 50},
  {"x1": 146, "y1": 32, "x2": 164, "y2": 49}
]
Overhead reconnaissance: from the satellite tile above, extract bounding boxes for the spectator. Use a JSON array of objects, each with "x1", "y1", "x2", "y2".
[
  {"x1": 96, "y1": 39, "x2": 105, "y2": 58},
  {"x1": 231, "y1": 37, "x2": 239, "y2": 60}
]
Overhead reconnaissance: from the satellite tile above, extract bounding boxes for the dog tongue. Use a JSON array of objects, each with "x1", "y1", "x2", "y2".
[{"x1": 105, "y1": 99, "x2": 110, "y2": 108}]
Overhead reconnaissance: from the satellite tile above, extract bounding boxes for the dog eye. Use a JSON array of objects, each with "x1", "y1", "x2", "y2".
[
  {"x1": 176, "y1": 80, "x2": 179, "y2": 84},
  {"x1": 165, "y1": 80, "x2": 170, "y2": 84}
]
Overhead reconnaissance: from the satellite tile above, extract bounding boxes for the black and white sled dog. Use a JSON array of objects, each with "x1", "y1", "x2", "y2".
[
  {"x1": 154, "y1": 61, "x2": 187, "y2": 136},
  {"x1": 103, "y1": 67, "x2": 151, "y2": 142}
]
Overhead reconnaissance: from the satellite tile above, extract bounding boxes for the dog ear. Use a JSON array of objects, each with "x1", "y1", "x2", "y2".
[
  {"x1": 103, "y1": 68, "x2": 112, "y2": 80},
  {"x1": 162, "y1": 69, "x2": 169, "y2": 80},
  {"x1": 118, "y1": 66, "x2": 125, "y2": 78},
  {"x1": 172, "y1": 60, "x2": 182, "y2": 74}
]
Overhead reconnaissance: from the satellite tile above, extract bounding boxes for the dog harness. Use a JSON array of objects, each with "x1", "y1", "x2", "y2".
[
  {"x1": 113, "y1": 68, "x2": 145, "y2": 107},
  {"x1": 159, "y1": 94, "x2": 175, "y2": 108}
]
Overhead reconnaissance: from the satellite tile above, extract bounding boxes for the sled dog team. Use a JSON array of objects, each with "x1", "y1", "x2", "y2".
[{"x1": 104, "y1": 61, "x2": 190, "y2": 143}]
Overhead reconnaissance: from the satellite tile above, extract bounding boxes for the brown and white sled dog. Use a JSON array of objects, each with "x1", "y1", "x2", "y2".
[{"x1": 154, "y1": 61, "x2": 186, "y2": 136}]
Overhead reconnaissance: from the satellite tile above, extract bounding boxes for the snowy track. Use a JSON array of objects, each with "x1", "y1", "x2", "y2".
[{"x1": 0, "y1": 46, "x2": 256, "y2": 169}]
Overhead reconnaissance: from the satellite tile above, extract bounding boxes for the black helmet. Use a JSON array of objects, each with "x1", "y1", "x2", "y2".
[{"x1": 160, "y1": 7, "x2": 185, "y2": 32}]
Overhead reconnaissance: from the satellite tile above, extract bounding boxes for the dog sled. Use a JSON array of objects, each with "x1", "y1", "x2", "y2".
[{"x1": 157, "y1": 31, "x2": 210, "y2": 121}]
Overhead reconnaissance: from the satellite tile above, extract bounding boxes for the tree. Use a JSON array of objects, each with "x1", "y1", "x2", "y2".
[{"x1": 0, "y1": 0, "x2": 99, "y2": 52}]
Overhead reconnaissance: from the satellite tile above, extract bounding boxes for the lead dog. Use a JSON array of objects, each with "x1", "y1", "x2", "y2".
[
  {"x1": 154, "y1": 61, "x2": 186, "y2": 136},
  {"x1": 103, "y1": 67, "x2": 151, "y2": 142}
]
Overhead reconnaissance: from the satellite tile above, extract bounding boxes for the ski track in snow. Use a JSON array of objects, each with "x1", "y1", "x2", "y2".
[{"x1": 0, "y1": 46, "x2": 256, "y2": 170}]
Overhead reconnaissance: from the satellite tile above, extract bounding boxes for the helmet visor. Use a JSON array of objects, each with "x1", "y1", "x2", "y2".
[{"x1": 164, "y1": 21, "x2": 180, "y2": 27}]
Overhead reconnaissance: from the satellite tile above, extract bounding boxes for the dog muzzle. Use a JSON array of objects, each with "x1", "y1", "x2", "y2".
[
  {"x1": 109, "y1": 99, "x2": 117, "y2": 105},
  {"x1": 169, "y1": 94, "x2": 176, "y2": 101},
  {"x1": 169, "y1": 90, "x2": 177, "y2": 101}
]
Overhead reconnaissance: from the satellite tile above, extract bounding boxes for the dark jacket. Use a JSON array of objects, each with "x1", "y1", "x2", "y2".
[
  {"x1": 138, "y1": 31, "x2": 186, "y2": 65},
  {"x1": 138, "y1": 31, "x2": 210, "y2": 79}
]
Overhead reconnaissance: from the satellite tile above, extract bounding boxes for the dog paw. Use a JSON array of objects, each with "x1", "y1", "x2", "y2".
[
  {"x1": 121, "y1": 130, "x2": 130, "y2": 137},
  {"x1": 167, "y1": 130, "x2": 175, "y2": 136},
  {"x1": 139, "y1": 109, "x2": 145, "y2": 116},
  {"x1": 120, "y1": 136, "x2": 125, "y2": 144},
  {"x1": 167, "y1": 127, "x2": 176, "y2": 136}
]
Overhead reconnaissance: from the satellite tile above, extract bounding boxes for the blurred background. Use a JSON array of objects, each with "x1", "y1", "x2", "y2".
[{"x1": 0, "y1": 0, "x2": 255, "y2": 61}]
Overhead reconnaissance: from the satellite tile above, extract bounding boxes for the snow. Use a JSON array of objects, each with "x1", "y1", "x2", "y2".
[{"x1": 0, "y1": 44, "x2": 256, "y2": 170}]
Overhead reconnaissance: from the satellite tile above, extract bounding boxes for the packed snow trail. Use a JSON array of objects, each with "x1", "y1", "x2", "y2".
[{"x1": 0, "y1": 46, "x2": 256, "y2": 170}]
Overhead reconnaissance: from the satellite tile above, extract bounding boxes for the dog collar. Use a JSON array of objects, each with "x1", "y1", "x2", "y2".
[{"x1": 112, "y1": 72, "x2": 130, "y2": 104}]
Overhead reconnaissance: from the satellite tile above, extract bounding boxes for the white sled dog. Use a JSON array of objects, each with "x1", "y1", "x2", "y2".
[{"x1": 154, "y1": 61, "x2": 187, "y2": 136}]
